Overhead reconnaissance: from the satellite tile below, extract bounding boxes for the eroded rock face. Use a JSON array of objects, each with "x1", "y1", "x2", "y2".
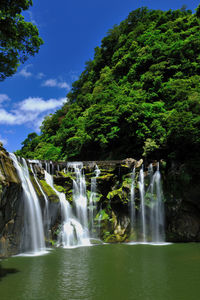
[
  {"x1": 0, "y1": 144, "x2": 22, "y2": 257},
  {"x1": 163, "y1": 160, "x2": 200, "y2": 242}
]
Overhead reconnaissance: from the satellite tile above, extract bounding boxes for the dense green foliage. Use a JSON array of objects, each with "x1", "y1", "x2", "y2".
[
  {"x1": 17, "y1": 6, "x2": 200, "y2": 161},
  {"x1": 0, "y1": 0, "x2": 43, "y2": 80}
]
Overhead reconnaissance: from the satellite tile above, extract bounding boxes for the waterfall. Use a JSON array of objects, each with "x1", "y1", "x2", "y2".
[
  {"x1": 44, "y1": 163, "x2": 90, "y2": 247},
  {"x1": 148, "y1": 163, "x2": 155, "y2": 241},
  {"x1": 68, "y1": 162, "x2": 88, "y2": 228},
  {"x1": 9, "y1": 153, "x2": 46, "y2": 255},
  {"x1": 130, "y1": 167, "x2": 136, "y2": 238},
  {"x1": 29, "y1": 163, "x2": 50, "y2": 238},
  {"x1": 134, "y1": 163, "x2": 165, "y2": 243},
  {"x1": 98, "y1": 204, "x2": 102, "y2": 238},
  {"x1": 150, "y1": 163, "x2": 165, "y2": 243},
  {"x1": 139, "y1": 167, "x2": 147, "y2": 242},
  {"x1": 89, "y1": 165, "x2": 100, "y2": 237}
]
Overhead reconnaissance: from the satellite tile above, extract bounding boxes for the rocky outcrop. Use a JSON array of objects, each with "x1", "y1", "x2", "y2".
[
  {"x1": 0, "y1": 143, "x2": 22, "y2": 257},
  {"x1": 1, "y1": 143, "x2": 200, "y2": 257},
  {"x1": 163, "y1": 159, "x2": 200, "y2": 242}
]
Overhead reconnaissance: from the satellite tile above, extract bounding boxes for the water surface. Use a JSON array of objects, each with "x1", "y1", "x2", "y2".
[{"x1": 0, "y1": 243, "x2": 200, "y2": 300}]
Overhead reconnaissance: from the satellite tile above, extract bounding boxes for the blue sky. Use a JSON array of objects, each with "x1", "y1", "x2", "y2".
[{"x1": 0, "y1": 0, "x2": 199, "y2": 152}]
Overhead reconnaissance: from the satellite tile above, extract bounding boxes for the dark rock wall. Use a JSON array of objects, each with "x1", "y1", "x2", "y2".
[
  {"x1": 0, "y1": 144, "x2": 22, "y2": 257},
  {"x1": 163, "y1": 159, "x2": 200, "y2": 242}
]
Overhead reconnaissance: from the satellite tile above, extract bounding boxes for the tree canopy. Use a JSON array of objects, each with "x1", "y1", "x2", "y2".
[
  {"x1": 17, "y1": 6, "x2": 200, "y2": 162},
  {"x1": 0, "y1": 0, "x2": 43, "y2": 80}
]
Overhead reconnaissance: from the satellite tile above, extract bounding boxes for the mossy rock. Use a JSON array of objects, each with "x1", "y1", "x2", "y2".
[
  {"x1": 103, "y1": 233, "x2": 127, "y2": 243},
  {"x1": 39, "y1": 180, "x2": 59, "y2": 203},
  {"x1": 119, "y1": 164, "x2": 132, "y2": 176},
  {"x1": 65, "y1": 190, "x2": 73, "y2": 203},
  {"x1": 30, "y1": 175, "x2": 44, "y2": 199},
  {"x1": 97, "y1": 174, "x2": 114, "y2": 181},
  {"x1": 0, "y1": 150, "x2": 20, "y2": 184},
  {"x1": 122, "y1": 179, "x2": 132, "y2": 191},
  {"x1": 96, "y1": 173, "x2": 115, "y2": 196},
  {"x1": 90, "y1": 239, "x2": 104, "y2": 245},
  {"x1": 87, "y1": 190, "x2": 102, "y2": 203},
  {"x1": 54, "y1": 184, "x2": 66, "y2": 193},
  {"x1": 107, "y1": 188, "x2": 128, "y2": 204},
  {"x1": 59, "y1": 171, "x2": 76, "y2": 181},
  {"x1": 98, "y1": 167, "x2": 116, "y2": 174}
]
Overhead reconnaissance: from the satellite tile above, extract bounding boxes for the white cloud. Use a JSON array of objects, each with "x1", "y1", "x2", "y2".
[
  {"x1": 18, "y1": 65, "x2": 33, "y2": 78},
  {"x1": 0, "y1": 109, "x2": 18, "y2": 124},
  {"x1": 19, "y1": 97, "x2": 66, "y2": 112},
  {"x1": 0, "y1": 135, "x2": 7, "y2": 146},
  {"x1": 0, "y1": 109, "x2": 38, "y2": 125},
  {"x1": 42, "y1": 78, "x2": 70, "y2": 90},
  {"x1": 36, "y1": 72, "x2": 45, "y2": 79},
  {"x1": 42, "y1": 79, "x2": 57, "y2": 87},
  {"x1": 0, "y1": 96, "x2": 67, "y2": 128},
  {"x1": 57, "y1": 82, "x2": 70, "y2": 89},
  {"x1": 0, "y1": 94, "x2": 10, "y2": 104}
]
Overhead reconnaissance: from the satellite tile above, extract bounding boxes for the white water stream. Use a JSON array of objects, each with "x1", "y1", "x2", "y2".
[
  {"x1": 9, "y1": 153, "x2": 46, "y2": 255},
  {"x1": 29, "y1": 163, "x2": 50, "y2": 238},
  {"x1": 44, "y1": 163, "x2": 90, "y2": 248},
  {"x1": 89, "y1": 165, "x2": 101, "y2": 237}
]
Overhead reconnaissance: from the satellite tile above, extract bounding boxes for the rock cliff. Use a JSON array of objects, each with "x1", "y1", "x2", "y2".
[
  {"x1": 0, "y1": 144, "x2": 200, "y2": 257},
  {"x1": 0, "y1": 143, "x2": 22, "y2": 257}
]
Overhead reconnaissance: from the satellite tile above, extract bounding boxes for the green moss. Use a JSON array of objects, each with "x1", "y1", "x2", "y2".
[
  {"x1": 66, "y1": 191, "x2": 73, "y2": 203},
  {"x1": 119, "y1": 165, "x2": 131, "y2": 175},
  {"x1": 86, "y1": 190, "x2": 102, "y2": 202},
  {"x1": 54, "y1": 184, "x2": 66, "y2": 193},
  {"x1": 97, "y1": 174, "x2": 114, "y2": 180},
  {"x1": 95, "y1": 209, "x2": 109, "y2": 221},
  {"x1": 39, "y1": 180, "x2": 59, "y2": 203},
  {"x1": 103, "y1": 233, "x2": 127, "y2": 243},
  {"x1": 122, "y1": 178, "x2": 132, "y2": 189},
  {"x1": 30, "y1": 175, "x2": 43, "y2": 198},
  {"x1": 99, "y1": 167, "x2": 115, "y2": 174},
  {"x1": 107, "y1": 187, "x2": 128, "y2": 204},
  {"x1": 59, "y1": 172, "x2": 75, "y2": 181}
]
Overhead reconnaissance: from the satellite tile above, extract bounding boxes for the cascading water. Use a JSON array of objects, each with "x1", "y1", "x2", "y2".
[
  {"x1": 130, "y1": 163, "x2": 165, "y2": 243},
  {"x1": 150, "y1": 163, "x2": 165, "y2": 243},
  {"x1": 148, "y1": 163, "x2": 155, "y2": 240},
  {"x1": 67, "y1": 162, "x2": 90, "y2": 244},
  {"x1": 130, "y1": 167, "x2": 136, "y2": 238},
  {"x1": 9, "y1": 153, "x2": 46, "y2": 255},
  {"x1": 29, "y1": 163, "x2": 50, "y2": 238},
  {"x1": 9, "y1": 152, "x2": 166, "y2": 251},
  {"x1": 139, "y1": 167, "x2": 147, "y2": 242},
  {"x1": 68, "y1": 162, "x2": 88, "y2": 228},
  {"x1": 44, "y1": 163, "x2": 90, "y2": 247},
  {"x1": 89, "y1": 165, "x2": 101, "y2": 237}
]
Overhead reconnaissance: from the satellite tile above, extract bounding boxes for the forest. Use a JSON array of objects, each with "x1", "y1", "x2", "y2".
[{"x1": 16, "y1": 6, "x2": 200, "y2": 163}]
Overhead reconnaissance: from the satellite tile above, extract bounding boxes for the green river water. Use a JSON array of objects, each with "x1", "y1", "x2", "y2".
[{"x1": 0, "y1": 243, "x2": 200, "y2": 300}]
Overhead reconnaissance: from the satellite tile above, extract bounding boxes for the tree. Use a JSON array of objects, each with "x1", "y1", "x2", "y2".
[
  {"x1": 196, "y1": 4, "x2": 200, "y2": 18},
  {"x1": 0, "y1": 0, "x2": 43, "y2": 80},
  {"x1": 16, "y1": 6, "x2": 200, "y2": 162}
]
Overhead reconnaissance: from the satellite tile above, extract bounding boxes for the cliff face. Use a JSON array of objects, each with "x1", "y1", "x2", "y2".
[
  {"x1": 0, "y1": 144, "x2": 200, "y2": 257},
  {"x1": 0, "y1": 144, "x2": 22, "y2": 257},
  {"x1": 164, "y1": 159, "x2": 200, "y2": 242}
]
